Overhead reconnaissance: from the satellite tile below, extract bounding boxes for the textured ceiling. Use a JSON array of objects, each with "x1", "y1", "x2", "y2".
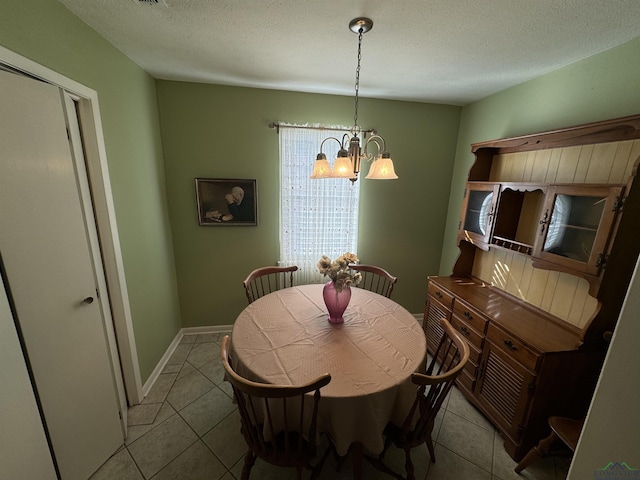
[{"x1": 57, "y1": 0, "x2": 640, "y2": 105}]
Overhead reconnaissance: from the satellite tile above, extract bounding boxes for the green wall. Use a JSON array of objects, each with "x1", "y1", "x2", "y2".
[
  {"x1": 441, "y1": 37, "x2": 640, "y2": 275},
  {"x1": 156, "y1": 81, "x2": 461, "y2": 326},
  {"x1": 0, "y1": 0, "x2": 182, "y2": 381},
  {"x1": 7, "y1": 0, "x2": 638, "y2": 385}
]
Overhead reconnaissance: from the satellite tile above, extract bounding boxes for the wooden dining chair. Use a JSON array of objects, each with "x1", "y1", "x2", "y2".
[
  {"x1": 364, "y1": 318, "x2": 470, "y2": 480},
  {"x1": 220, "y1": 335, "x2": 332, "y2": 480},
  {"x1": 350, "y1": 264, "x2": 397, "y2": 298},
  {"x1": 242, "y1": 265, "x2": 298, "y2": 303},
  {"x1": 514, "y1": 416, "x2": 584, "y2": 473}
]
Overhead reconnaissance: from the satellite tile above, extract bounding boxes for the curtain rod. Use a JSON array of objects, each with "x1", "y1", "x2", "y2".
[{"x1": 268, "y1": 123, "x2": 376, "y2": 135}]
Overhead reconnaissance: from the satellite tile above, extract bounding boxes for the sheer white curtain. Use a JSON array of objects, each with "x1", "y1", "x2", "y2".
[{"x1": 279, "y1": 126, "x2": 360, "y2": 284}]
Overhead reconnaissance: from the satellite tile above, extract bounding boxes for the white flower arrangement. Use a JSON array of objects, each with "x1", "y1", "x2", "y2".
[{"x1": 317, "y1": 252, "x2": 362, "y2": 292}]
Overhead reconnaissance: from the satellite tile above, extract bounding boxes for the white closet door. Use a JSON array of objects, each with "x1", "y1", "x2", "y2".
[
  {"x1": 0, "y1": 278, "x2": 57, "y2": 479},
  {"x1": 0, "y1": 70, "x2": 123, "y2": 480}
]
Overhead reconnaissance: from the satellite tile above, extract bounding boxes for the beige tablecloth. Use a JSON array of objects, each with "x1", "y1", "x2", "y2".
[{"x1": 230, "y1": 284, "x2": 427, "y2": 456}]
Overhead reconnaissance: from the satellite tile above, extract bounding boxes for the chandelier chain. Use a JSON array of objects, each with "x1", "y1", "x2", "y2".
[
  {"x1": 309, "y1": 18, "x2": 397, "y2": 182},
  {"x1": 353, "y1": 28, "x2": 363, "y2": 133}
]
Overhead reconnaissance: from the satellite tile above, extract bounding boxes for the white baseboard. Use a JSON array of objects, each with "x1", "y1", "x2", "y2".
[
  {"x1": 181, "y1": 324, "x2": 234, "y2": 336},
  {"x1": 142, "y1": 330, "x2": 183, "y2": 398},
  {"x1": 141, "y1": 324, "x2": 233, "y2": 399}
]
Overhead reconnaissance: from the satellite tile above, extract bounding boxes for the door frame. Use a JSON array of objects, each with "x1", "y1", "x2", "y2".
[{"x1": 0, "y1": 45, "x2": 143, "y2": 406}]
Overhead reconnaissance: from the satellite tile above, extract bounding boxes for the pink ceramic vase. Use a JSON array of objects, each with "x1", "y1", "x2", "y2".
[{"x1": 323, "y1": 280, "x2": 351, "y2": 324}]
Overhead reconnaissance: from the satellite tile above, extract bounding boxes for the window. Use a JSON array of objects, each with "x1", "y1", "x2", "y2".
[{"x1": 279, "y1": 126, "x2": 360, "y2": 284}]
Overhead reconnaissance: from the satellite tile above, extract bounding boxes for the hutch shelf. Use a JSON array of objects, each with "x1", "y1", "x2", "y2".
[{"x1": 425, "y1": 114, "x2": 640, "y2": 461}]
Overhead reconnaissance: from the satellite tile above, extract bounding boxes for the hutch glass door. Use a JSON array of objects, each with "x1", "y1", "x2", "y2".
[
  {"x1": 535, "y1": 185, "x2": 624, "y2": 275},
  {"x1": 460, "y1": 182, "x2": 500, "y2": 246}
]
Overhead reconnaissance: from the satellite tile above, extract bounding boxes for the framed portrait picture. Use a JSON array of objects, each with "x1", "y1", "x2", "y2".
[{"x1": 195, "y1": 178, "x2": 258, "y2": 226}]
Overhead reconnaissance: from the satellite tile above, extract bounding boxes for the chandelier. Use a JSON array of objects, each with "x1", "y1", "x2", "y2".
[{"x1": 311, "y1": 18, "x2": 398, "y2": 183}]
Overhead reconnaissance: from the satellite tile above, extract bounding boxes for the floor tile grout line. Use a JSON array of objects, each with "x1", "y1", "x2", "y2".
[
  {"x1": 126, "y1": 406, "x2": 178, "y2": 448},
  {"x1": 197, "y1": 411, "x2": 243, "y2": 475},
  {"x1": 444, "y1": 390, "x2": 497, "y2": 432},
  {"x1": 441, "y1": 405, "x2": 496, "y2": 434},
  {"x1": 432, "y1": 410, "x2": 496, "y2": 476},
  {"x1": 171, "y1": 336, "x2": 242, "y2": 478},
  {"x1": 194, "y1": 338, "x2": 238, "y2": 479},
  {"x1": 122, "y1": 442, "x2": 154, "y2": 480},
  {"x1": 166, "y1": 365, "x2": 231, "y2": 415},
  {"x1": 172, "y1": 385, "x2": 233, "y2": 439},
  {"x1": 434, "y1": 441, "x2": 494, "y2": 476},
  {"x1": 143, "y1": 436, "x2": 202, "y2": 480},
  {"x1": 133, "y1": 359, "x2": 232, "y2": 478},
  {"x1": 149, "y1": 341, "x2": 195, "y2": 405},
  {"x1": 125, "y1": 351, "x2": 189, "y2": 469},
  {"x1": 198, "y1": 333, "x2": 238, "y2": 478},
  {"x1": 126, "y1": 401, "x2": 164, "y2": 427},
  {"x1": 150, "y1": 340, "x2": 238, "y2": 479}
]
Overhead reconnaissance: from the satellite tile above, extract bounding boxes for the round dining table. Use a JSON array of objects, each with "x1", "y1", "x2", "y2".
[{"x1": 230, "y1": 283, "x2": 427, "y2": 475}]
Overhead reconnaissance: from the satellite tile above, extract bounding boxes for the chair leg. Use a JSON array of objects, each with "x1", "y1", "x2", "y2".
[
  {"x1": 241, "y1": 451, "x2": 256, "y2": 480},
  {"x1": 379, "y1": 435, "x2": 393, "y2": 461},
  {"x1": 404, "y1": 447, "x2": 416, "y2": 480},
  {"x1": 363, "y1": 453, "x2": 405, "y2": 480},
  {"x1": 352, "y1": 442, "x2": 364, "y2": 480},
  {"x1": 309, "y1": 442, "x2": 333, "y2": 480},
  {"x1": 515, "y1": 431, "x2": 558, "y2": 474},
  {"x1": 425, "y1": 436, "x2": 436, "y2": 463}
]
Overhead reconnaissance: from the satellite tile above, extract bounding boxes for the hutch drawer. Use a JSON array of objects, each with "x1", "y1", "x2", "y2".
[
  {"x1": 450, "y1": 314, "x2": 484, "y2": 351},
  {"x1": 427, "y1": 281, "x2": 454, "y2": 309},
  {"x1": 453, "y1": 299, "x2": 488, "y2": 334},
  {"x1": 486, "y1": 323, "x2": 539, "y2": 371}
]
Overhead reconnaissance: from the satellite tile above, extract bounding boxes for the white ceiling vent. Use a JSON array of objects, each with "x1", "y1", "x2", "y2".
[{"x1": 133, "y1": 0, "x2": 168, "y2": 6}]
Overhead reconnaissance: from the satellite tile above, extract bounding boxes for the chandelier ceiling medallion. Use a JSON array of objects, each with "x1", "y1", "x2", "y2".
[{"x1": 311, "y1": 17, "x2": 398, "y2": 183}]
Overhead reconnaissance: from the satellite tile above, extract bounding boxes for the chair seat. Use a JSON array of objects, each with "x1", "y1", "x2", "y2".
[{"x1": 549, "y1": 416, "x2": 583, "y2": 452}]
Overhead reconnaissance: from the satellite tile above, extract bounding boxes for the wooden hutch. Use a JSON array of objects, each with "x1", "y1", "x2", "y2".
[{"x1": 424, "y1": 114, "x2": 640, "y2": 461}]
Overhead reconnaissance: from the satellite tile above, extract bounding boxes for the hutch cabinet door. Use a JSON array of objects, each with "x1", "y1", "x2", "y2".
[
  {"x1": 424, "y1": 280, "x2": 454, "y2": 355},
  {"x1": 458, "y1": 182, "x2": 500, "y2": 247},
  {"x1": 476, "y1": 340, "x2": 536, "y2": 441},
  {"x1": 533, "y1": 185, "x2": 624, "y2": 276},
  {"x1": 424, "y1": 297, "x2": 451, "y2": 355}
]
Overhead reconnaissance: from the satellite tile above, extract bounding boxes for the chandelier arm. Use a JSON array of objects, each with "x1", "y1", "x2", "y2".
[
  {"x1": 361, "y1": 151, "x2": 374, "y2": 163},
  {"x1": 319, "y1": 136, "x2": 345, "y2": 153},
  {"x1": 362, "y1": 142, "x2": 380, "y2": 161},
  {"x1": 366, "y1": 134, "x2": 387, "y2": 152},
  {"x1": 363, "y1": 135, "x2": 388, "y2": 160}
]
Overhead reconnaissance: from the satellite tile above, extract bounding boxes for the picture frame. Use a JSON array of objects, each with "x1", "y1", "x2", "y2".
[{"x1": 195, "y1": 178, "x2": 258, "y2": 226}]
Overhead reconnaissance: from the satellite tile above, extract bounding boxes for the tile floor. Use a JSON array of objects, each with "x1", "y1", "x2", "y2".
[{"x1": 89, "y1": 332, "x2": 569, "y2": 480}]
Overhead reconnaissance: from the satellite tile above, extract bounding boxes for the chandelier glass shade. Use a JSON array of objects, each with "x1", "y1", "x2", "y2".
[{"x1": 311, "y1": 18, "x2": 398, "y2": 183}]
